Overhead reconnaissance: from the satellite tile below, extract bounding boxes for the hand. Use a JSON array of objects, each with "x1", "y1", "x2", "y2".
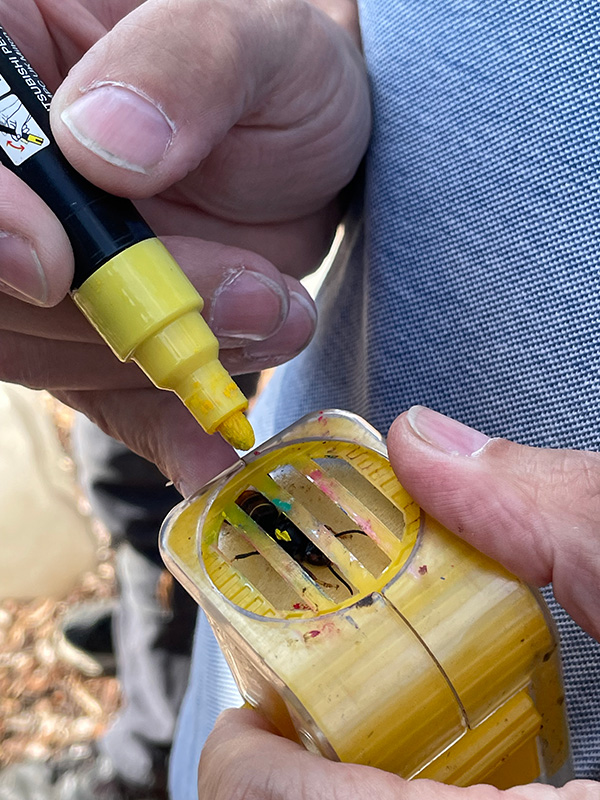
[
  {"x1": 199, "y1": 709, "x2": 596, "y2": 799},
  {"x1": 198, "y1": 405, "x2": 600, "y2": 798},
  {"x1": 0, "y1": 0, "x2": 370, "y2": 491},
  {"x1": 388, "y1": 406, "x2": 600, "y2": 643}
]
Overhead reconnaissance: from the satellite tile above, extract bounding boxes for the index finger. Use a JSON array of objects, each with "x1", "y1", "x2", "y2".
[{"x1": 54, "y1": 386, "x2": 238, "y2": 495}]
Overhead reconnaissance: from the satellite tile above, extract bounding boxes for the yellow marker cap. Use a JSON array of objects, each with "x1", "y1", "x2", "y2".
[{"x1": 72, "y1": 238, "x2": 254, "y2": 449}]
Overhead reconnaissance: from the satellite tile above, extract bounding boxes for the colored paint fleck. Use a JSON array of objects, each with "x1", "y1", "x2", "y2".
[
  {"x1": 304, "y1": 630, "x2": 321, "y2": 640},
  {"x1": 440, "y1": 576, "x2": 446, "y2": 580},
  {"x1": 353, "y1": 515, "x2": 381, "y2": 546},
  {"x1": 356, "y1": 594, "x2": 375, "y2": 608},
  {"x1": 418, "y1": 564, "x2": 428, "y2": 575},
  {"x1": 272, "y1": 497, "x2": 292, "y2": 512},
  {"x1": 274, "y1": 528, "x2": 292, "y2": 542},
  {"x1": 321, "y1": 622, "x2": 338, "y2": 636},
  {"x1": 308, "y1": 470, "x2": 341, "y2": 503},
  {"x1": 293, "y1": 602, "x2": 310, "y2": 610}
]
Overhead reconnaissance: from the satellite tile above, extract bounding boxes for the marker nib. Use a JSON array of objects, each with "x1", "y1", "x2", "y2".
[{"x1": 217, "y1": 412, "x2": 255, "y2": 451}]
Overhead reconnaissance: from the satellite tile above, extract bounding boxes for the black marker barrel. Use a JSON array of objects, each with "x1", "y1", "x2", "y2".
[{"x1": 0, "y1": 25, "x2": 152, "y2": 288}]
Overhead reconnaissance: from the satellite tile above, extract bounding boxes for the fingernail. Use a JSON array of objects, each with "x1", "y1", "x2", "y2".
[
  {"x1": 210, "y1": 269, "x2": 289, "y2": 341},
  {"x1": 61, "y1": 83, "x2": 174, "y2": 173},
  {"x1": 406, "y1": 406, "x2": 490, "y2": 456},
  {"x1": 246, "y1": 289, "x2": 316, "y2": 361},
  {"x1": 0, "y1": 233, "x2": 48, "y2": 304}
]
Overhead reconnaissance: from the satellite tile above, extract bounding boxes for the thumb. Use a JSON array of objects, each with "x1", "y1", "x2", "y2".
[
  {"x1": 49, "y1": 0, "x2": 367, "y2": 210},
  {"x1": 387, "y1": 406, "x2": 600, "y2": 641}
]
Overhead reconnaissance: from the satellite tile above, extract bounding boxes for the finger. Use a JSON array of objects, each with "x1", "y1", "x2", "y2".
[
  {"x1": 308, "y1": 0, "x2": 362, "y2": 46},
  {"x1": 0, "y1": 295, "x2": 100, "y2": 341},
  {"x1": 201, "y1": 709, "x2": 598, "y2": 800},
  {"x1": 0, "y1": 5, "x2": 65, "y2": 92},
  {"x1": 53, "y1": 387, "x2": 239, "y2": 495},
  {"x1": 164, "y1": 237, "x2": 309, "y2": 348},
  {"x1": 0, "y1": 237, "x2": 316, "y2": 361},
  {"x1": 0, "y1": 330, "x2": 146, "y2": 390},
  {"x1": 211, "y1": 706, "x2": 296, "y2": 741},
  {"x1": 199, "y1": 707, "x2": 407, "y2": 800},
  {"x1": 387, "y1": 406, "x2": 600, "y2": 640},
  {"x1": 0, "y1": 283, "x2": 314, "y2": 391},
  {"x1": 223, "y1": 277, "x2": 316, "y2": 373},
  {"x1": 0, "y1": 299, "x2": 312, "y2": 388},
  {"x1": 0, "y1": 166, "x2": 73, "y2": 305},
  {"x1": 50, "y1": 0, "x2": 369, "y2": 211},
  {"x1": 137, "y1": 194, "x2": 342, "y2": 281},
  {"x1": 25, "y1": 0, "x2": 108, "y2": 76}
]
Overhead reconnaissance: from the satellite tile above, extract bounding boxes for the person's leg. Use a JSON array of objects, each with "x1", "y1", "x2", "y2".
[
  {"x1": 168, "y1": 611, "x2": 242, "y2": 800},
  {"x1": 71, "y1": 416, "x2": 197, "y2": 792}
]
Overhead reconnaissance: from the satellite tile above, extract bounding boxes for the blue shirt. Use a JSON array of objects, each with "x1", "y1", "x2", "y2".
[{"x1": 170, "y1": 2, "x2": 600, "y2": 795}]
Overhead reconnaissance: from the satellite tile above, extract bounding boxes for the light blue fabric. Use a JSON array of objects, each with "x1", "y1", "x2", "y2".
[{"x1": 169, "y1": 2, "x2": 600, "y2": 796}]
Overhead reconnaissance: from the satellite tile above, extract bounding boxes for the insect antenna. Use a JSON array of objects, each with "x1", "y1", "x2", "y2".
[
  {"x1": 234, "y1": 550, "x2": 259, "y2": 561},
  {"x1": 327, "y1": 564, "x2": 353, "y2": 594},
  {"x1": 301, "y1": 565, "x2": 337, "y2": 591},
  {"x1": 334, "y1": 528, "x2": 368, "y2": 539}
]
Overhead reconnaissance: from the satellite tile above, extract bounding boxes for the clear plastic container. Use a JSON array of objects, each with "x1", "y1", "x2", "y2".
[{"x1": 160, "y1": 410, "x2": 572, "y2": 788}]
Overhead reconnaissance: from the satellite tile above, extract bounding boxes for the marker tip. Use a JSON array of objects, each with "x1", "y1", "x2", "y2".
[{"x1": 217, "y1": 412, "x2": 255, "y2": 451}]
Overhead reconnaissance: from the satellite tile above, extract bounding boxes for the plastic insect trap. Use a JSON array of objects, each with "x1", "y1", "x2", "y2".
[{"x1": 160, "y1": 410, "x2": 571, "y2": 788}]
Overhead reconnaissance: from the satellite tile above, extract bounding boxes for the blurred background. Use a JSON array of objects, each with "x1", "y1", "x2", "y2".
[{"x1": 0, "y1": 385, "x2": 120, "y2": 767}]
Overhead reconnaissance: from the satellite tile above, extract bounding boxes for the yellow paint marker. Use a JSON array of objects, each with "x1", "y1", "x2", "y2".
[
  {"x1": 0, "y1": 25, "x2": 254, "y2": 451},
  {"x1": 73, "y1": 239, "x2": 254, "y2": 450}
]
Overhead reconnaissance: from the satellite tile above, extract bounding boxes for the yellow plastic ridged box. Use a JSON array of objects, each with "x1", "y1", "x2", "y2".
[{"x1": 160, "y1": 410, "x2": 572, "y2": 788}]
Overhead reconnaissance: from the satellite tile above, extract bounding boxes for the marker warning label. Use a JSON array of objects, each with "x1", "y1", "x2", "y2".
[{"x1": 0, "y1": 93, "x2": 48, "y2": 165}]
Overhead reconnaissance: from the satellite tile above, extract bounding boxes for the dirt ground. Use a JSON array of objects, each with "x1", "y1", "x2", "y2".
[{"x1": 0, "y1": 399, "x2": 121, "y2": 768}]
